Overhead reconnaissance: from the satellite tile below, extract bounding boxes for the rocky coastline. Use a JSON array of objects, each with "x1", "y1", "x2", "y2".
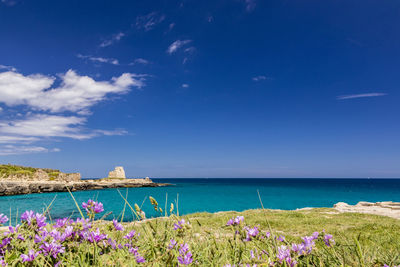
[
  {"x1": 0, "y1": 165, "x2": 169, "y2": 196},
  {"x1": 0, "y1": 178, "x2": 170, "y2": 196}
]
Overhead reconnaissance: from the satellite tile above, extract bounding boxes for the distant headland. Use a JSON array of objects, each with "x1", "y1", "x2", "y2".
[{"x1": 0, "y1": 164, "x2": 169, "y2": 196}]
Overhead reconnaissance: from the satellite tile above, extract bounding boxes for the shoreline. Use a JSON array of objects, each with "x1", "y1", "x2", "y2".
[{"x1": 0, "y1": 178, "x2": 170, "y2": 196}]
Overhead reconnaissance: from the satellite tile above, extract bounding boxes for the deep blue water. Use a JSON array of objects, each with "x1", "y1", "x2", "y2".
[{"x1": 1, "y1": 178, "x2": 400, "y2": 222}]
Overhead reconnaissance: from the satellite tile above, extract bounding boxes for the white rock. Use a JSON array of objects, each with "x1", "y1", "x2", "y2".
[{"x1": 108, "y1": 166, "x2": 126, "y2": 178}]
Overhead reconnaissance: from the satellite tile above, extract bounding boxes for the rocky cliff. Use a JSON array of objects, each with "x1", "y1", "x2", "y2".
[{"x1": 0, "y1": 164, "x2": 81, "y2": 182}]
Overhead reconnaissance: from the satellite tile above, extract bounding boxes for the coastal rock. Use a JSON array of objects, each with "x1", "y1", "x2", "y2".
[
  {"x1": 33, "y1": 169, "x2": 49, "y2": 180},
  {"x1": 108, "y1": 166, "x2": 126, "y2": 178},
  {"x1": 334, "y1": 201, "x2": 400, "y2": 219},
  {"x1": 58, "y1": 172, "x2": 81, "y2": 182},
  {"x1": 0, "y1": 179, "x2": 167, "y2": 196}
]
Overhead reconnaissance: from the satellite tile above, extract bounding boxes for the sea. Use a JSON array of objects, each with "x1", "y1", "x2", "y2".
[{"x1": 1, "y1": 178, "x2": 400, "y2": 222}]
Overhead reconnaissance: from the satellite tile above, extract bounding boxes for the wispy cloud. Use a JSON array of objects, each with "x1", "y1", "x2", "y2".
[
  {"x1": 130, "y1": 58, "x2": 150, "y2": 65},
  {"x1": 167, "y1": 40, "x2": 192, "y2": 54},
  {"x1": 0, "y1": 115, "x2": 127, "y2": 140},
  {"x1": 337, "y1": 93, "x2": 387, "y2": 100},
  {"x1": 136, "y1": 12, "x2": 165, "y2": 31},
  {"x1": 0, "y1": 64, "x2": 17, "y2": 72},
  {"x1": 181, "y1": 84, "x2": 189, "y2": 88},
  {"x1": 77, "y1": 54, "x2": 119, "y2": 65},
  {"x1": 100, "y1": 32, "x2": 125, "y2": 48},
  {"x1": 0, "y1": 145, "x2": 59, "y2": 156},
  {"x1": 252, "y1": 75, "x2": 271, "y2": 81}
]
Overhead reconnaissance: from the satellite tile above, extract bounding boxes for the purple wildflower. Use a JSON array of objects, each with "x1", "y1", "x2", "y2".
[
  {"x1": 136, "y1": 255, "x2": 146, "y2": 264},
  {"x1": 124, "y1": 230, "x2": 136, "y2": 240},
  {"x1": 292, "y1": 233, "x2": 319, "y2": 255},
  {"x1": 39, "y1": 241, "x2": 65, "y2": 258},
  {"x1": 83, "y1": 228, "x2": 108, "y2": 243},
  {"x1": 107, "y1": 238, "x2": 117, "y2": 250},
  {"x1": 0, "y1": 214, "x2": 8, "y2": 225},
  {"x1": 20, "y1": 211, "x2": 46, "y2": 229},
  {"x1": 226, "y1": 216, "x2": 244, "y2": 226},
  {"x1": 112, "y1": 219, "x2": 124, "y2": 231},
  {"x1": 54, "y1": 218, "x2": 72, "y2": 228},
  {"x1": 81, "y1": 199, "x2": 104, "y2": 214},
  {"x1": 277, "y1": 235, "x2": 285, "y2": 242},
  {"x1": 168, "y1": 239, "x2": 177, "y2": 249},
  {"x1": 250, "y1": 249, "x2": 255, "y2": 259},
  {"x1": 173, "y1": 219, "x2": 189, "y2": 230},
  {"x1": 129, "y1": 247, "x2": 146, "y2": 264},
  {"x1": 324, "y1": 234, "x2": 335, "y2": 247},
  {"x1": 4, "y1": 225, "x2": 20, "y2": 236},
  {"x1": 312, "y1": 231, "x2": 319, "y2": 239},
  {"x1": 277, "y1": 245, "x2": 296, "y2": 267},
  {"x1": 244, "y1": 226, "x2": 259, "y2": 241},
  {"x1": 0, "y1": 237, "x2": 12, "y2": 250},
  {"x1": 178, "y1": 243, "x2": 193, "y2": 265},
  {"x1": 20, "y1": 249, "x2": 40, "y2": 262}
]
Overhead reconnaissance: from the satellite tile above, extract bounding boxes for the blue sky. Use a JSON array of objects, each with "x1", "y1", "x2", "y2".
[{"x1": 0, "y1": 0, "x2": 399, "y2": 178}]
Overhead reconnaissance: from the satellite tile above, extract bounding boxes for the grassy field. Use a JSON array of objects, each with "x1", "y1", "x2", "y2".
[{"x1": 1, "y1": 194, "x2": 399, "y2": 267}]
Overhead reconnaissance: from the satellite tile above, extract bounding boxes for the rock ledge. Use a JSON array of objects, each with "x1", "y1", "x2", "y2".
[{"x1": 334, "y1": 201, "x2": 400, "y2": 219}]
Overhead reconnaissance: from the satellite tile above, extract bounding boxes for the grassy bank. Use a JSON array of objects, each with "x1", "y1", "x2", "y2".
[
  {"x1": 0, "y1": 196, "x2": 399, "y2": 266},
  {"x1": 0, "y1": 164, "x2": 60, "y2": 179}
]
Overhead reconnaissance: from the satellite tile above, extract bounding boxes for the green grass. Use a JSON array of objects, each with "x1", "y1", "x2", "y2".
[
  {"x1": 114, "y1": 208, "x2": 399, "y2": 266},
  {"x1": 2, "y1": 193, "x2": 400, "y2": 266},
  {"x1": 0, "y1": 164, "x2": 60, "y2": 179}
]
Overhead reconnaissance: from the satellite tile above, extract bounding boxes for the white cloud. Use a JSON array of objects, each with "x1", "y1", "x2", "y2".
[
  {"x1": 0, "y1": 71, "x2": 55, "y2": 106},
  {"x1": 77, "y1": 54, "x2": 119, "y2": 65},
  {"x1": 0, "y1": 115, "x2": 128, "y2": 142},
  {"x1": 0, "y1": 145, "x2": 59, "y2": 156},
  {"x1": 169, "y1": 23, "x2": 175, "y2": 31},
  {"x1": 100, "y1": 32, "x2": 125, "y2": 48},
  {"x1": 0, "y1": 136, "x2": 39, "y2": 144},
  {"x1": 184, "y1": 47, "x2": 196, "y2": 54},
  {"x1": 130, "y1": 58, "x2": 150, "y2": 65},
  {"x1": 0, "y1": 64, "x2": 17, "y2": 72},
  {"x1": 182, "y1": 84, "x2": 189, "y2": 88},
  {"x1": 0, "y1": 68, "x2": 144, "y2": 155},
  {"x1": 0, "y1": 69, "x2": 145, "y2": 113},
  {"x1": 167, "y1": 40, "x2": 192, "y2": 54},
  {"x1": 0, "y1": 115, "x2": 88, "y2": 139},
  {"x1": 252, "y1": 75, "x2": 271, "y2": 81},
  {"x1": 337, "y1": 93, "x2": 387, "y2": 100},
  {"x1": 136, "y1": 12, "x2": 165, "y2": 31}
]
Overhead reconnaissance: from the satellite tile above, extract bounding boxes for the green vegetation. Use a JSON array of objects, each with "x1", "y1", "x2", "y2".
[
  {"x1": 1, "y1": 193, "x2": 399, "y2": 266},
  {"x1": 0, "y1": 164, "x2": 60, "y2": 179}
]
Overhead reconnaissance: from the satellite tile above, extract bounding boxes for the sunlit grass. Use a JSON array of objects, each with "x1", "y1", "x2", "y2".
[{"x1": 0, "y1": 193, "x2": 399, "y2": 266}]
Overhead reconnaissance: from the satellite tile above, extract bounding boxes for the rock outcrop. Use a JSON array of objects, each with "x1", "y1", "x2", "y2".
[
  {"x1": 0, "y1": 178, "x2": 168, "y2": 196},
  {"x1": 0, "y1": 164, "x2": 166, "y2": 196},
  {"x1": 334, "y1": 201, "x2": 400, "y2": 219},
  {"x1": 108, "y1": 167, "x2": 126, "y2": 178}
]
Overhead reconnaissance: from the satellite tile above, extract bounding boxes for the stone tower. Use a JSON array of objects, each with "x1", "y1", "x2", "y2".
[{"x1": 108, "y1": 166, "x2": 126, "y2": 178}]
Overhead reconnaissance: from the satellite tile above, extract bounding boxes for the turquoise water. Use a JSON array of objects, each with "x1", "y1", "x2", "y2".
[{"x1": 1, "y1": 178, "x2": 400, "y2": 221}]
